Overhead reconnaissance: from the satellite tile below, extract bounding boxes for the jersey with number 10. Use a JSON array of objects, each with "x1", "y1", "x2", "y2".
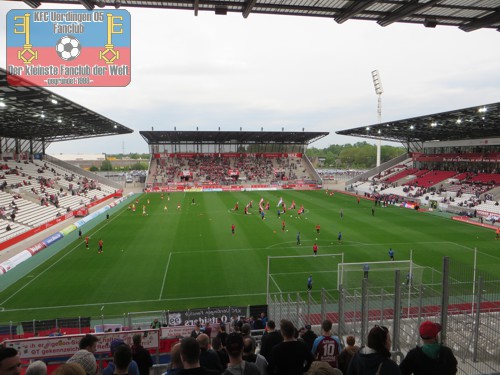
[{"x1": 311, "y1": 335, "x2": 342, "y2": 368}]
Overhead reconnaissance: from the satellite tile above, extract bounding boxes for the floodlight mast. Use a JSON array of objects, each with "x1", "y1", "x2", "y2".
[{"x1": 371, "y1": 70, "x2": 383, "y2": 167}]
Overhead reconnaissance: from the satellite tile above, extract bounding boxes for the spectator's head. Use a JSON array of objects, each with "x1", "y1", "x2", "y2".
[
  {"x1": 266, "y1": 320, "x2": 276, "y2": 330},
  {"x1": 52, "y1": 363, "x2": 86, "y2": 375},
  {"x1": 113, "y1": 345, "x2": 132, "y2": 372},
  {"x1": 225, "y1": 333, "x2": 244, "y2": 359},
  {"x1": 169, "y1": 343, "x2": 182, "y2": 371},
  {"x1": 305, "y1": 324, "x2": 312, "y2": 331},
  {"x1": 67, "y1": 350, "x2": 96, "y2": 375},
  {"x1": 307, "y1": 361, "x2": 342, "y2": 375},
  {"x1": 211, "y1": 337, "x2": 222, "y2": 351},
  {"x1": 26, "y1": 361, "x2": 47, "y2": 375},
  {"x1": 280, "y1": 319, "x2": 295, "y2": 339},
  {"x1": 79, "y1": 334, "x2": 98, "y2": 352},
  {"x1": 180, "y1": 337, "x2": 200, "y2": 368},
  {"x1": 242, "y1": 337, "x2": 255, "y2": 355},
  {"x1": 0, "y1": 348, "x2": 21, "y2": 375},
  {"x1": 110, "y1": 339, "x2": 125, "y2": 355},
  {"x1": 419, "y1": 321, "x2": 441, "y2": 342},
  {"x1": 321, "y1": 320, "x2": 333, "y2": 334},
  {"x1": 241, "y1": 324, "x2": 251, "y2": 336},
  {"x1": 132, "y1": 334, "x2": 142, "y2": 346},
  {"x1": 196, "y1": 334, "x2": 209, "y2": 350},
  {"x1": 346, "y1": 336, "x2": 356, "y2": 347},
  {"x1": 367, "y1": 325, "x2": 391, "y2": 358}
]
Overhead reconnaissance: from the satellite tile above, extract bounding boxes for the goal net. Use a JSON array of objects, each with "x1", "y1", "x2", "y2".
[
  {"x1": 337, "y1": 260, "x2": 425, "y2": 290},
  {"x1": 267, "y1": 253, "x2": 344, "y2": 297}
]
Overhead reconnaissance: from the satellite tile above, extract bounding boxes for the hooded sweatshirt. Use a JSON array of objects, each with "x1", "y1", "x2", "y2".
[{"x1": 346, "y1": 346, "x2": 401, "y2": 375}]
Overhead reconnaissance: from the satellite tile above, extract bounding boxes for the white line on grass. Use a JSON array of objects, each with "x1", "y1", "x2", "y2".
[
  {"x1": 2, "y1": 292, "x2": 268, "y2": 313},
  {"x1": 0, "y1": 206, "x2": 128, "y2": 303},
  {"x1": 159, "y1": 252, "x2": 172, "y2": 300},
  {"x1": 269, "y1": 275, "x2": 282, "y2": 293},
  {"x1": 446, "y1": 241, "x2": 500, "y2": 262}
]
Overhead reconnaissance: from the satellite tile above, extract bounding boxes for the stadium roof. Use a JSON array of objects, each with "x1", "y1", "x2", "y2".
[
  {"x1": 336, "y1": 101, "x2": 500, "y2": 145},
  {"x1": 11, "y1": 0, "x2": 500, "y2": 32},
  {"x1": 140, "y1": 130, "x2": 329, "y2": 145},
  {"x1": 0, "y1": 67, "x2": 133, "y2": 144}
]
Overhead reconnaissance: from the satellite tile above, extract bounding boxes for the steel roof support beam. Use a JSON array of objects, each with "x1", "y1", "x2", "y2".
[
  {"x1": 243, "y1": 0, "x2": 258, "y2": 18},
  {"x1": 334, "y1": 0, "x2": 378, "y2": 24},
  {"x1": 377, "y1": 0, "x2": 442, "y2": 27},
  {"x1": 460, "y1": 8, "x2": 500, "y2": 32}
]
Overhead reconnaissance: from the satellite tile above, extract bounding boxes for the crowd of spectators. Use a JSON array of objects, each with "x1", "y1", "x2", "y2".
[{"x1": 149, "y1": 156, "x2": 306, "y2": 186}]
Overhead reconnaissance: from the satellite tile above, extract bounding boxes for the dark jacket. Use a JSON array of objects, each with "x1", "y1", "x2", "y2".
[
  {"x1": 301, "y1": 330, "x2": 317, "y2": 353},
  {"x1": 399, "y1": 345, "x2": 457, "y2": 375},
  {"x1": 260, "y1": 331, "x2": 283, "y2": 361},
  {"x1": 131, "y1": 344, "x2": 154, "y2": 375},
  {"x1": 347, "y1": 347, "x2": 401, "y2": 375}
]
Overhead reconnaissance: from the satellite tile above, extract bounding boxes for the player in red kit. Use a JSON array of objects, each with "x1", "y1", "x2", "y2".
[
  {"x1": 98, "y1": 239, "x2": 103, "y2": 253},
  {"x1": 313, "y1": 243, "x2": 318, "y2": 256},
  {"x1": 85, "y1": 236, "x2": 89, "y2": 249},
  {"x1": 282, "y1": 220, "x2": 286, "y2": 232},
  {"x1": 231, "y1": 224, "x2": 235, "y2": 235}
]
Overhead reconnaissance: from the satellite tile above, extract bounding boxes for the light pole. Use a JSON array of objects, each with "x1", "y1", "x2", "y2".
[{"x1": 371, "y1": 70, "x2": 383, "y2": 167}]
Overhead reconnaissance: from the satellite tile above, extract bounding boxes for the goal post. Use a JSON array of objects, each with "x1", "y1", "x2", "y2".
[
  {"x1": 267, "y1": 253, "x2": 344, "y2": 304},
  {"x1": 337, "y1": 260, "x2": 425, "y2": 290}
]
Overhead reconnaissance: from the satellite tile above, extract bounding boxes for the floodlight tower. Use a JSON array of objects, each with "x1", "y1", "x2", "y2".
[{"x1": 371, "y1": 70, "x2": 383, "y2": 167}]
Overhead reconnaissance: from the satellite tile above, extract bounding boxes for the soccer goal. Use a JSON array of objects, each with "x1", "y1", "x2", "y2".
[
  {"x1": 337, "y1": 260, "x2": 425, "y2": 290},
  {"x1": 267, "y1": 253, "x2": 344, "y2": 302}
]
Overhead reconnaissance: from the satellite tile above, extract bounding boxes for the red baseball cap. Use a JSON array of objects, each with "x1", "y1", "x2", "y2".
[{"x1": 419, "y1": 321, "x2": 441, "y2": 339}]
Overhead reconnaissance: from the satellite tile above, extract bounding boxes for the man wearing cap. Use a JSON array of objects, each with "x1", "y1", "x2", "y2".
[{"x1": 399, "y1": 321, "x2": 457, "y2": 375}]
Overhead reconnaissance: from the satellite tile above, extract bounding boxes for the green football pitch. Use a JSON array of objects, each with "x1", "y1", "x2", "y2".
[{"x1": 0, "y1": 190, "x2": 499, "y2": 322}]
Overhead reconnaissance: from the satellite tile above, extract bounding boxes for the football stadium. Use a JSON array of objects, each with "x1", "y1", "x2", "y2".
[{"x1": 2, "y1": 1, "x2": 500, "y2": 375}]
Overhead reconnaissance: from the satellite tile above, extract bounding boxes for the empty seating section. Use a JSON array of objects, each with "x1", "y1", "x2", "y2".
[
  {"x1": 384, "y1": 168, "x2": 418, "y2": 184},
  {"x1": 405, "y1": 170, "x2": 457, "y2": 188},
  {"x1": 149, "y1": 155, "x2": 308, "y2": 186},
  {"x1": 469, "y1": 173, "x2": 500, "y2": 185},
  {"x1": 0, "y1": 159, "x2": 117, "y2": 235}
]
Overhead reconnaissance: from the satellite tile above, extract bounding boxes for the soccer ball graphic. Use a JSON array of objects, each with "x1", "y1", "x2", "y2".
[{"x1": 55, "y1": 36, "x2": 81, "y2": 61}]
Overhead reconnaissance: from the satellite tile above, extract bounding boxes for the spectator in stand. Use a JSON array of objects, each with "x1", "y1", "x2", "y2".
[
  {"x1": 178, "y1": 337, "x2": 220, "y2": 375},
  {"x1": 26, "y1": 361, "x2": 47, "y2": 375},
  {"x1": 346, "y1": 325, "x2": 400, "y2": 375},
  {"x1": 241, "y1": 324, "x2": 256, "y2": 349},
  {"x1": 267, "y1": 319, "x2": 313, "y2": 375},
  {"x1": 204, "y1": 322, "x2": 213, "y2": 338},
  {"x1": 103, "y1": 339, "x2": 140, "y2": 375},
  {"x1": 259, "y1": 320, "x2": 283, "y2": 362},
  {"x1": 113, "y1": 345, "x2": 133, "y2": 375},
  {"x1": 211, "y1": 337, "x2": 229, "y2": 371},
  {"x1": 166, "y1": 343, "x2": 183, "y2": 375},
  {"x1": 67, "y1": 334, "x2": 99, "y2": 375},
  {"x1": 307, "y1": 361, "x2": 342, "y2": 375},
  {"x1": 191, "y1": 322, "x2": 203, "y2": 338},
  {"x1": 151, "y1": 319, "x2": 162, "y2": 329},
  {"x1": 242, "y1": 337, "x2": 268, "y2": 375},
  {"x1": 197, "y1": 334, "x2": 223, "y2": 373},
  {"x1": 131, "y1": 334, "x2": 154, "y2": 375},
  {"x1": 53, "y1": 363, "x2": 86, "y2": 375},
  {"x1": 216, "y1": 324, "x2": 228, "y2": 350},
  {"x1": 300, "y1": 324, "x2": 317, "y2": 353},
  {"x1": 223, "y1": 333, "x2": 260, "y2": 375},
  {"x1": 0, "y1": 348, "x2": 21, "y2": 375},
  {"x1": 399, "y1": 321, "x2": 457, "y2": 375},
  {"x1": 311, "y1": 320, "x2": 342, "y2": 369},
  {"x1": 338, "y1": 336, "x2": 359, "y2": 375}
]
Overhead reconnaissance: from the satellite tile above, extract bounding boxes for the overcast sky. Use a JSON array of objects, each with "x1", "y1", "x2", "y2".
[{"x1": 2, "y1": 2, "x2": 500, "y2": 155}]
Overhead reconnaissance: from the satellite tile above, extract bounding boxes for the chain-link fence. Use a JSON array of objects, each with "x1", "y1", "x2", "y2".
[{"x1": 268, "y1": 256, "x2": 500, "y2": 375}]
